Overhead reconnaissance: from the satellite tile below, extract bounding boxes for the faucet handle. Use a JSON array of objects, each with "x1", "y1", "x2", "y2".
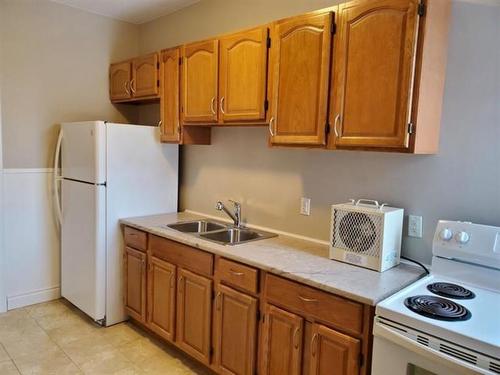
[{"x1": 215, "y1": 201, "x2": 224, "y2": 210}]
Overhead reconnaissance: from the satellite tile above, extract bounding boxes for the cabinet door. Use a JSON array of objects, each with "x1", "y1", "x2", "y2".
[
  {"x1": 110, "y1": 61, "x2": 132, "y2": 101},
  {"x1": 219, "y1": 27, "x2": 269, "y2": 123},
  {"x1": 147, "y1": 256, "x2": 176, "y2": 342},
  {"x1": 181, "y1": 40, "x2": 219, "y2": 123},
  {"x1": 124, "y1": 247, "x2": 146, "y2": 323},
  {"x1": 269, "y1": 12, "x2": 333, "y2": 145},
  {"x1": 309, "y1": 324, "x2": 360, "y2": 375},
  {"x1": 160, "y1": 48, "x2": 181, "y2": 143},
  {"x1": 214, "y1": 285, "x2": 257, "y2": 375},
  {"x1": 261, "y1": 304, "x2": 303, "y2": 375},
  {"x1": 329, "y1": 0, "x2": 420, "y2": 149},
  {"x1": 176, "y1": 268, "x2": 213, "y2": 364},
  {"x1": 132, "y1": 52, "x2": 159, "y2": 98}
]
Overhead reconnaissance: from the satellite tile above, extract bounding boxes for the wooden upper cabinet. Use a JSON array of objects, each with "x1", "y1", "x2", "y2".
[
  {"x1": 309, "y1": 323, "x2": 361, "y2": 375},
  {"x1": 182, "y1": 40, "x2": 219, "y2": 123},
  {"x1": 124, "y1": 247, "x2": 146, "y2": 323},
  {"x1": 132, "y1": 52, "x2": 160, "y2": 98},
  {"x1": 147, "y1": 256, "x2": 176, "y2": 342},
  {"x1": 330, "y1": 0, "x2": 421, "y2": 150},
  {"x1": 219, "y1": 26, "x2": 269, "y2": 123},
  {"x1": 110, "y1": 61, "x2": 132, "y2": 101},
  {"x1": 214, "y1": 285, "x2": 257, "y2": 375},
  {"x1": 176, "y1": 268, "x2": 213, "y2": 365},
  {"x1": 160, "y1": 48, "x2": 181, "y2": 143},
  {"x1": 261, "y1": 304, "x2": 303, "y2": 375},
  {"x1": 269, "y1": 12, "x2": 333, "y2": 146}
]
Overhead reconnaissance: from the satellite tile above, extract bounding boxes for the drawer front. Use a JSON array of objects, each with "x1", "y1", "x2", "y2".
[
  {"x1": 150, "y1": 235, "x2": 213, "y2": 277},
  {"x1": 217, "y1": 258, "x2": 259, "y2": 294},
  {"x1": 124, "y1": 226, "x2": 147, "y2": 251},
  {"x1": 265, "y1": 274, "x2": 364, "y2": 335}
]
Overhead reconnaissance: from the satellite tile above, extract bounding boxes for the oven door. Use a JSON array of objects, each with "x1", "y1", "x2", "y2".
[{"x1": 372, "y1": 319, "x2": 489, "y2": 375}]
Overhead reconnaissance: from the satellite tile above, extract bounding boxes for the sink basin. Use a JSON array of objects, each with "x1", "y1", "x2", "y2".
[
  {"x1": 167, "y1": 220, "x2": 226, "y2": 233},
  {"x1": 199, "y1": 227, "x2": 276, "y2": 245}
]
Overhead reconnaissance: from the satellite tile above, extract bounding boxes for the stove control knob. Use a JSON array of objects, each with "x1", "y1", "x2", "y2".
[
  {"x1": 439, "y1": 228, "x2": 453, "y2": 241},
  {"x1": 455, "y1": 231, "x2": 470, "y2": 245}
]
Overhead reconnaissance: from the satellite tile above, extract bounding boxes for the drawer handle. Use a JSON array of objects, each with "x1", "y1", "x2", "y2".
[
  {"x1": 298, "y1": 295, "x2": 318, "y2": 303},
  {"x1": 293, "y1": 328, "x2": 301, "y2": 349},
  {"x1": 311, "y1": 333, "x2": 318, "y2": 357},
  {"x1": 229, "y1": 269, "x2": 244, "y2": 277}
]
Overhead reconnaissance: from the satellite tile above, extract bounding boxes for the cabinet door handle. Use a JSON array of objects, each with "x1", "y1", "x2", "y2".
[
  {"x1": 216, "y1": 291, "x2": 222, "y2": 311},
  {"x1": 293, "y1": 328, "x2": 301, "y2": 349},
  {"x1": 170, "y1": 273, "x2": 175, "y2": 289},
  {"x1": 334, "y1": 113, "x2": 341, "y2": 137},
  {"x1": 124, "y1": 81, "x2": 130, "y2": 95},
  {"x1": 311, "y1": 333, "x2": 319, "y2": 357},
  {"x1": 220, "y1": 97, "x2": 226, "y2": 114},
  {"x1": 229, "y1": 269, "x2": 244, "y2": 277},
  {"x1": 178, "y1": 276, "x2": 184, "y2": 293},
  {"x1": 130, "y1": 79, "x2": 136, "y2": 94},
  {"x1": 210, "y1": 97, "x2": 216, "y2": 115},
  {"x1": 269, "y1": 117, "x2": 275, "y2": 137},
  {"x1": 177, "y1": 120, "x2": 181, "y2": 135},
  {"x1": 298, "y1": 295, "x2": 318, "y2": 303}
]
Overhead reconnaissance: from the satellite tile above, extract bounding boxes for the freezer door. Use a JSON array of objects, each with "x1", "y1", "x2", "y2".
[
  {"x1": 61, "y1": 121, "x2": 106, "y2": 184},
  {"x1": 61, "y1": 179, "x2": 106, "y2": 322}
]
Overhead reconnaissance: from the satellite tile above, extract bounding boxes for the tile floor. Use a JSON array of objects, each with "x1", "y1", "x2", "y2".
[{"x1": 0, "y1": 299, "x2": 211, "y2": 374}]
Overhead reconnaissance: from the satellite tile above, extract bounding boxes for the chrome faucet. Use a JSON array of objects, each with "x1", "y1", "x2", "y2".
[{"x1": 216, "y1": 200, "x2": 241, "y2": 228}]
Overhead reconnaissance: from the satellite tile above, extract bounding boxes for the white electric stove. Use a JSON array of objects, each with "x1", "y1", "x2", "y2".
[{"x1": 372, "y1": 220, "x2": 500, "y2": 375}]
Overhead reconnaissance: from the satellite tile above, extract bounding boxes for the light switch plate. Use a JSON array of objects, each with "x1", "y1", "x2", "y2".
[
  {"x1": 408, "y1": 215, "x2": 423, "y2": 238},
  {"x1": 300, "y1": 197, "x2": 311, "y2": 216}
]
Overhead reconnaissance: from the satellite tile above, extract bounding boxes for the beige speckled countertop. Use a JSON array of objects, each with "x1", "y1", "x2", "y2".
[{"x1": 120, "y1": 211, "x2": 425, "y2": 306}]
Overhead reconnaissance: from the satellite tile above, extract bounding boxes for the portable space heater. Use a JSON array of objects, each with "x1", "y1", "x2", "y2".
[{"x1": 330, "y1": 199, "x2": 404, "y2": 272}]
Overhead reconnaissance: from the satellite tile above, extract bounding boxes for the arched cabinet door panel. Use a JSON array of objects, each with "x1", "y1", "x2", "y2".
[
  {"x1": 330, "y1": 0, "x2": 420, "y2": 149},
  {"x1": 219, "y1": 26, "x2": 269, "y2": 123},
  {"x1": 181, "y1": 40, "x2": 219, "y2": 123},
  {"x1": 269, "y1": 11, "x2": 333, "y2": 146}
]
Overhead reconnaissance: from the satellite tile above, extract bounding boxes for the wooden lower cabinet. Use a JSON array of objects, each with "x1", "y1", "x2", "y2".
[
  {"x1": 147, "y1": 256, "x2": 176, "y2": 341},
  {"x1": 309, "y1": 323, "x2": 361, "y2": 375},
  {"x1": 123, "y1": 229, "x2": 373, "y2": 375},
  {"x1": 261, "y1": 304, "x2": 303, "y2": 375},
  {"x1": 124, "y1": 247, "x2": 147, "y2": 323},
  {"x1": 176, "y1": 268, "x2": 213, "y2": 365},
  {"x1": 214, "y1": 284, "x2": 257, "y2": 375}
]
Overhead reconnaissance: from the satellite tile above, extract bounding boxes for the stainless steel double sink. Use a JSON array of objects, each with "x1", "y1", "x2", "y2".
[{"x1": 166, "y1": 220, "x2": 277, "y2": 245}]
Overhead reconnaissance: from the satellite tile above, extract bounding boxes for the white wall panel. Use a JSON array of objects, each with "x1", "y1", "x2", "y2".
[{"x1": 3, "y1": 169, "x2": 60, "y2": 309}]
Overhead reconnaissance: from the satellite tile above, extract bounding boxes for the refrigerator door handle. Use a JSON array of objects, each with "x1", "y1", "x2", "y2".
[{"x1": 54, "y1": 128, "x2": 63, "y2": 226}]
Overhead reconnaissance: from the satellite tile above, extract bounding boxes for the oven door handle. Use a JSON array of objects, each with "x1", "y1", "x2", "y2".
[{"x1": 374, "y1": 321, "x2": 489, "y2": 375}]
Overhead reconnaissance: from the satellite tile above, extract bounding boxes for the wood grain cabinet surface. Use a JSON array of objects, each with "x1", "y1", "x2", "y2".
[
  {"x1": 213, "y1": 284, "x2": 258, "y2": 375},
  {"x1": 124, "y1": 246, "x2": 147, "y2": 323},
  {"x1": 176, "y1": 268, "x2": 213, "y2": 365},
  {"x1": 109, "y1": 61, "x2": 132, "y2": 101},
  {"x1": 132, "y1": 52, "x2": 160, "y2": 98},
  {"x1": 218, "y1": 26, "x2": 269, "y2": 124},
  {"x1": 268, "y1": 11, "x2": 333, "y2": 146},
  {"x1": 147, "y1": 256, "x2": 176, "y2": 342},
  {"x1": 160, "y1": 47, "x2": 181, "y2": 143},
  {"x1": 261, "y1": 304, "x2": 303, "y2": 375},
  {"x1": 181, "y1": 40, "x2": 219, "y2": 124}
]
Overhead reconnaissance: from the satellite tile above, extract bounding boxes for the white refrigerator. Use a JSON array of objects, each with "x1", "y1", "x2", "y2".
[{"x1": 54, "y1": 121, "x2": 178, "y2": 326}]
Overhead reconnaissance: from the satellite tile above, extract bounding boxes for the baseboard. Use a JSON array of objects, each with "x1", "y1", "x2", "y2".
[{"x1": 7, "y1": 286, "x2": 61, "y2": 310}]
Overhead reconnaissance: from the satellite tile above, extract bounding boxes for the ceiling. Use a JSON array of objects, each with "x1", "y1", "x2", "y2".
[{"x1": 51, "y1": 0, "x2": 200, "y2": 24}]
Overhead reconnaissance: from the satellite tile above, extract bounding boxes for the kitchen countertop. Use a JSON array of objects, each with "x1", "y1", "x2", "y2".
[{"x1": 120, "y1": 211, "x2": 426, "y2": 306}]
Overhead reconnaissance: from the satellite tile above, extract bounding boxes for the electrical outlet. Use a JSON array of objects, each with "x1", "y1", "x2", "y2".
[
  {"x1": 408, "y1": 215, "x2": 423, "y2": 238},
  {"x1": 300, "y1": 197, "x2": 311, "y2": 216}
]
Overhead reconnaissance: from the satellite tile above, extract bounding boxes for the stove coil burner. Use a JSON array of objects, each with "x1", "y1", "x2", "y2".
[
  {"x1": 404, "y1": 295, "x2": 471, "y2": 321},
  {"x1": 427, "y1": 282, "x2": 475, "y2": 300}
]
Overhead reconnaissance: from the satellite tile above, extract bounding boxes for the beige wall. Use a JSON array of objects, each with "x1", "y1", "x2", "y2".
[
  {"x1": 138, "y1": 1, "x2": 500, "y2": 263},
  {"x1": 0, "y1": 0, "x2": 140, "y2": 168}
]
